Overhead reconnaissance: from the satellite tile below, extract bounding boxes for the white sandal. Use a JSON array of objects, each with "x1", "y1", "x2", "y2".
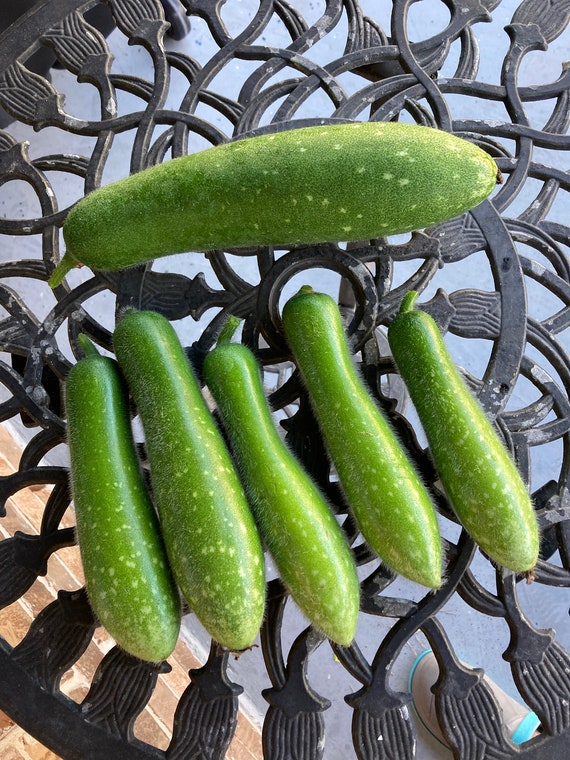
[{"x1": 408, "y1": 649, "x2": 542, "y2": 746}]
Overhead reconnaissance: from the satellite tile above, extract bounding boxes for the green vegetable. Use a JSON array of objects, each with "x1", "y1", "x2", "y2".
[
  {"x1": 281, "y1": 288, "x2": 442, "y2": 588},
  {"x1": 49, "y1": 122, "x2": 498, "y2": 286},
  {"x1": 65, "y1": 335, "x2": 181, "y2": 662},
  {"x1": 387, "y1": 291, "x2": 539, "y2": 572},
  {"x1": 203, "y1": 336, "x2": 360, "y2": 645},
  {"x1": 112, "y1": 310, "x2": 266, "y2": 651}
]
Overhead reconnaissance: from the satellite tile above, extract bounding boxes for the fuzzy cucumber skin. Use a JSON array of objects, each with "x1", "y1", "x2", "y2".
[
  {"x1": 65, "y1": 352, "x2": 181, "y2": 662},
  {"x1": 112, "y1": 310, "x2": 266, "y2": 651},
  {"x1": 387, "y1": 291, "x2": 539, "y2": 572},
  {"x1": 281, "y1": 289, "x2": 442, "y2": 589},
  {"x1": 203, "y1": 341, "x2": 360, "y2": 646},
  {"x1": 51, "y1": 122, "x2": 497, "y2": 285}
]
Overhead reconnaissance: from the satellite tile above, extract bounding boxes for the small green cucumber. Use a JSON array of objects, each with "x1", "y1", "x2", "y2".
[
  {"x1": 112, "y1": 310, "x2": 266, "y2": 651},
  {"x1": 387, "y1": 291, "x2": 539, "y2": 572},
  {"x1": 281, "y1": 288, "x2": 442, "y2": 588},
  {"x1": 203, "y1": 338, "x2": 360, "y2": 646},
  {"x1": 65, "y1": 337, "x2": 181, "y2": 662},
  {"x1": 49, "y1": 122, "x2": 498, "y2": 286}
]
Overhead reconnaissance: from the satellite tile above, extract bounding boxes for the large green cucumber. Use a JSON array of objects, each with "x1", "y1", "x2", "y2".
[
  {"x1": 203, "y1": 339, "x2": 360, "y2": 645},
  {"x1": 387, "y1": 291, "x2": 539, "y2": 572},
  {"x1": 281, "y1": 288, "x2": 443, "y2": 588},
  {"x1": 65, "y1": 340, "x2": 181, "y2": 662},
  {"x1": 112, "y1": 310, "x2": 266, "y2": 651},
  {"x1": 49, "y1": 122, "x2": 497, "y2": 286}
]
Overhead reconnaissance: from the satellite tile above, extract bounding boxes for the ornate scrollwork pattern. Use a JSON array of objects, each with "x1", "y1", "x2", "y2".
[{"x1": 0, "y1": 1, "x2": 569, "y2": 758}]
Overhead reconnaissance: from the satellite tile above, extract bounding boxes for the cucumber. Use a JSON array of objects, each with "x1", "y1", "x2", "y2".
[
  {"x1": 281, "y1": 288, "x2": 442, "y2": 589},
  {"x1": 387, "y1": 291, "x2": 539, "y2": 572},
  {"x1": 49, "y1": 122, "x2": 498, "y2": 286},
  {"x1": 112, "y1": 310, "x2": 266, "y2": 651},
  {"x1": 203, "y1": 337, "x2": 360, "y2": 646},
  {"x1": 65, "y1": 336, "x2": 181, "y2": 662}
]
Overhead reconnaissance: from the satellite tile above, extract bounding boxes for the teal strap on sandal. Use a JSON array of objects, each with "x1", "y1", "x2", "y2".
[{"x1": 511, "y1": 710, "x2": 542, "y2": 744}]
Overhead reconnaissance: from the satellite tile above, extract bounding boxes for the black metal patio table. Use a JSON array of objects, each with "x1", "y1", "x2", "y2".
[{"x1": 0, "y1": 1, "x2": 569, "y2": 758}]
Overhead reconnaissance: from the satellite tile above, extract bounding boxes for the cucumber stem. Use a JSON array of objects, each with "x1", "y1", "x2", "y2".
[
  {"x1": 48, "y1": 251, "x2": 79, "y2": 288},
  {"x1": 77, "y1": 334, "x2": 100, "y2": 357},
  {"x1": 399, "y1": 290, "x2": 420, "y2": 314},
  {"x1": 217, "y1": 315, "x2": 241, "y2": 345}
]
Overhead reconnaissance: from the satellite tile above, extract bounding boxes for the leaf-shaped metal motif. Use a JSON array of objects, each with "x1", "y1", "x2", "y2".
[
  {"x1": 346, "y1": 645, "x2": 417, "y2": 760},
  {"x1": 115, "y1": 269, "x2": 234, "y2": 321},
  {"x1": 434, "y1": 213, "x2": 487, "y2": 264},
  {"x1": 107, "y1": 0, "x2": 166, "y2": 37},
  {"x1": 0, "y1": 535, "x2": 42, "y2": 609},
  {"x1": 0, "y1": 63, "x2": 61, "y2": 125},
  {"x1": 501, "y1": 573, "x2": 570, "y2": 736},
  {"x1": 0, "y1": 130, "x2": 18, "y2": 153},
  {"x1": 262, "y1": 627, "x2": 329, "y2": 760},
  {"x1": 41, "y1": 11, "x2": 111, "y2": 76},
  {"x1": 434, "y1": 664, "x2": 514, "y2": 758},
  {"x1": 0, "y1": 529, "x2": 75, "y2": 609},
  {"x1": 448, "y1": 289, "x2": 502, "y2": 339},
  {"x1": 262, "y1": 708, "x2": 326, "y2": 760},
  {"x1": 82, "y1": 646, "x2": 170, "y2": 740},
  {"x1": 510, "y1": 0, "x2": 570, "y2": 45},
  {"x1": 352, "y1": 703, "x2": 416, "y2": 760},
  {"x1": 11, "y1": 589, "x2": 96, "y2": 693},
  {"x1": 167, "y1": 645, "x2": 242, "y2": 760},
  {"x1": 511, "y1": 638, "x2": 570, "y2": 735}
]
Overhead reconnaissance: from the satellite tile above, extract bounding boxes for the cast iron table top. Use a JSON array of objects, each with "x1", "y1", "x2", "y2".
[{"x1": 0, "y1": 1, "x2": 569, "y2": 758}]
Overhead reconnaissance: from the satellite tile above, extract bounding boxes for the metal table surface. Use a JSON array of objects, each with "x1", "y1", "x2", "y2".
[{"x1": 0, "y1": 1, "x2": 569, "y2": 758}]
